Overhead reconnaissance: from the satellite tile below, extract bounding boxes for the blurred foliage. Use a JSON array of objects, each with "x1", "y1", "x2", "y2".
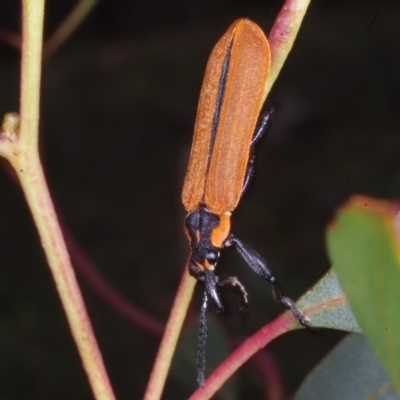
[
  {"x1": 327, "y1": 198, "x2": 400, "y2": 394},
  {"x1": 295, "y1": 334, "x2": 399, "y2": 400},
  {"x1": 0, "y1": 0, "x2": 399, "y2": 398}
]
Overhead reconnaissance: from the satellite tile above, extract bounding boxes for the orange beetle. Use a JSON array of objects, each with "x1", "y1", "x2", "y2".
[{"x1": 182, "y1": 19, "x2": 309, "y2": 385}]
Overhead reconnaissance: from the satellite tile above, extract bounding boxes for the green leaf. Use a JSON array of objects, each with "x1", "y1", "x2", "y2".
[
  {"x1": 294, "y1": 333, "x2": 399, "y2": 400},
  {"x1": 326, "y1": 196, "x2": 400, "y2": 394},
  {"x1": 296, "y1": 269, "x2": 361, "y2": 332}
]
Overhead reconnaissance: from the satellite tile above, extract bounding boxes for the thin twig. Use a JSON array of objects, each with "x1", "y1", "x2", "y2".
[
  {"x1": 64, "y1": 226, "x2": 164, "y2": 337},
  {"x1": 189, "y1": 294, "x2": 347, "y2": 400},
  {"x1": 0, "y1": 1, "x2": 116, "y2": 399},
  {"x1": 188, "y1": 313, "x2": 296, "y2": 400},
  {"x1": 266, "y1": 0, "x2": 311, "y2": 95},
  {"x1": 0, "y1": 27, "x2": 21, "y2": 50},
  {"x1": 251, "y1": 351, "x2": 284, "y2": 400},
  {"x1": 143, "y1": 262, "x2": 196, "y2": 400},
  {"x1": 44, "y1": 0, "x2": 99, "y2": 59},
  {"x1": 0, "y1": 116, "x2": 163, "y2": 338}
]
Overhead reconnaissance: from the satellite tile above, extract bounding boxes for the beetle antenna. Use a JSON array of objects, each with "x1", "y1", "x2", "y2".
[{"x1": 197, "y1": 291, "x2": 208, "y2": 387}]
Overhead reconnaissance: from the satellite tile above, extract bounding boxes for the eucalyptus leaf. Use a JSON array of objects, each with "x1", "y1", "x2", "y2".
[
  {"x1": 296, "y1": 269, "x2": 361, "y2": 332},
  {"x1": 327, "y1": 196, "x2": 400, "y2": 394},
  {"x1": 294, "y1": 334, "x2": 399, "y2": 400}
]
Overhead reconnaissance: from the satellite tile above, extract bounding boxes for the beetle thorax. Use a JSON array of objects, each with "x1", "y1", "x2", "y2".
[{"x1": 184, "y1": 206, "x2": 231, "y2": 270}]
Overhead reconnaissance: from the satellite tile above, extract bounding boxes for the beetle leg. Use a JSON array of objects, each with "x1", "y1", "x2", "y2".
[
  {"x1": 241, "y1": 106, "x2": 275, "y2": 197},
  {"x1": 225, "y1": 235, "x2": 310, "y2": 326},
  {"x1": 240, "y1": 155, "x2": 255, "y2": 198},
  {"x1": 218, "y1": 275, "x2": 250, "y2": 312},
  {"x1": 250, "y1": 104, "x2": 274, "y2": 146}
]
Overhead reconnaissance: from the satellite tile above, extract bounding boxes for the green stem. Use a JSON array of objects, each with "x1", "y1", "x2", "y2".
[
  {"x1": 16, "y1": 156, "x2": 115, "y2": 400},
  {"x1": 44, "y1": 0, "x2": 99, "y2": 59},
  {"x1": 19, "y1": 0, "x2": 44, "y2": 152},
  {"x1": 0, "y1": 1, "x2": 116, "y2": 399},
  {"x1": 266, "y1": 0, "x2": 311, "y2": 95},
  {"x1": 143, "y1": 265, "x2": 196, "y2": 400}
]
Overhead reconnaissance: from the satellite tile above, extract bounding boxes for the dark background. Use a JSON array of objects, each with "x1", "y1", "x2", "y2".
[{"x1": 0, "y1": 1, "x2": 399, "y2": 399}]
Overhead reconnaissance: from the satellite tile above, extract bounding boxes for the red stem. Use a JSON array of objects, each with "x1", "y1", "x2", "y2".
[
  {"x1": 188, "y1": 313, "x2": 296, "y2": 400},
  {"x1": 251, "y1": 351, "x2": 284, "y2": 400},
  {"x1": 64, "y1": 227, "x2": 165, "y2": 337}
]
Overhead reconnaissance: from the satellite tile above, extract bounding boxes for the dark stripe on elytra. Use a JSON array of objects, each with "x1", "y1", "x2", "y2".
[{"x1": 201, "y1": 38, "x2": 233, "y2": 203}]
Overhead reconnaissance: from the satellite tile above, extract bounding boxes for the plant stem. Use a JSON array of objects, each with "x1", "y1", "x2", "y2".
[
  {"x1": 0, "y1": 27, "x2": 21, "y2": 50},
  {"x1": 188, "y1": 313, "x2": 296, "y2": 400},
  {"x1": 16, "y1": 157, "x2": 115, "y2": 400},
  {"x1": 64, "y1": 226, "x2": 164, "y2": 337},
  {"x1": 44, "y1": 0, "x2": 99, "y2": 59},
  {"x1": 0, "y1": 1, "x2": 116, "y2": 399},
  {"x1": 143, "y1": 265, "x2": 196, "y2": 400},
  {"x1": 266, "y1": 0, "x2": 311, "y2": 94},
  {"x1": 19, "y1": 0, "x2": 44, "y2": 152}
]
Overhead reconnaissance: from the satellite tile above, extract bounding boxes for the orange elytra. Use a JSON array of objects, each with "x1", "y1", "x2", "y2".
[{"x1": 181, "y1": 19, "x2": 309, "y2": 387}]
